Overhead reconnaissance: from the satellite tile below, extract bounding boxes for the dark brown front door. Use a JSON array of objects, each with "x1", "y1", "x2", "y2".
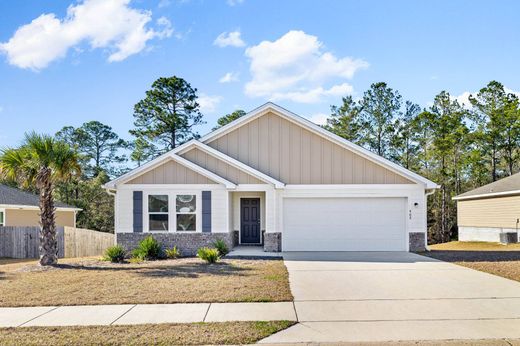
[{"x1": 240, "y1": 198, "x2": 261, "y2": 244}]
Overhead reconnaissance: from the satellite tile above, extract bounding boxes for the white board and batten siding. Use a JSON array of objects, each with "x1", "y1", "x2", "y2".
[
  {"x1": 273, "y1": 185, "x2": 427, "y2": 252},
  {"x1": 115, "y1": 184, "x2": 229, "y2": 233}
]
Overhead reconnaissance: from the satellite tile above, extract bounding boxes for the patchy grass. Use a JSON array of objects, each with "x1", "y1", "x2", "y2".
[
  {"x1": 0, "y1": 257, "x2": 292, "y2": 307},
  {"x1": 424, "y1": 241, "x2": 520, "y2": 282},
  {"x1": 0, "y1": 321, "x2": 295, "y2": 346},
  {"x1": 429, "y1": 241, "x2": 520, "y2": 251}
]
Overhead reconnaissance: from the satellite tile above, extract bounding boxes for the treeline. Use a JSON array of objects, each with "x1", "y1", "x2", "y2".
[
  {"x1": 324, "y1": 81, "x2": 520, "y2": 243},
  {"x1": 3, "y1": 75, "x2": 518, "y2": 242}
]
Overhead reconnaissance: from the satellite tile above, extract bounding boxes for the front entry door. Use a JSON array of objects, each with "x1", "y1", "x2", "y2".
[{"x1": 240, "y1": 198, "x2": 261, "y2": 244}]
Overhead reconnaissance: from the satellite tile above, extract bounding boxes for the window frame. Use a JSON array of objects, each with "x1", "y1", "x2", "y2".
[
  {"x1": 147, "y1": 194, "x2": 169, "y2": 232},
  {"x1": 0, "y1": 208, "x2": 5, "y2": 226},
  {"x1": 175, "y1": 194, "x2": 197, "y2": 232},
  {"x1": 143, "y1": 192, "x2": 201, "y2": 233}
]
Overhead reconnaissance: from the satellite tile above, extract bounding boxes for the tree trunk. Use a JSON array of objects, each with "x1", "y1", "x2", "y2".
[{"x1": 37, "y1": 167, "x2": 58, "y2": 266}]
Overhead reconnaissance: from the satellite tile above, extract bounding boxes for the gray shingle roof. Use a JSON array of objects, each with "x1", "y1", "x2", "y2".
[
  {"x1": 0, "y1": 184, "x2": 77, "y2": 209},
  {"x1": 454, "y1": 172, "x2": 520, "y2": 200}
]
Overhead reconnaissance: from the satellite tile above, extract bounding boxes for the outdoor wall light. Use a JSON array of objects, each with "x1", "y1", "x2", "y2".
[{"x1": 414, "y1": 202, "x2": 419, "y2": 208}]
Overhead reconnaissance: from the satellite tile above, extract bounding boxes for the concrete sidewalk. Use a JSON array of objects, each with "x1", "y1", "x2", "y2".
[{"x1": 0, "y1": 302, "x2": 297, "y2": 327}]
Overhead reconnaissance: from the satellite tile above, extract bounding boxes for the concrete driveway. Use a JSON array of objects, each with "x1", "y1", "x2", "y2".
[{"x1": 261, "y1": 252, "x2": 520, "y2": 343}]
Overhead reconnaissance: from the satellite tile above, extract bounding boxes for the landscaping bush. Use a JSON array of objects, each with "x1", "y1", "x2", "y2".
[
  {"x1": 197, "y1": 247, "x2": 220, "y2": 264},
  {"x1": 103, "y1": 245, "x2": 126, "y2": 263},
  {"x1": 213, "y1": 239, "x2": 229, "y2": 256},
  {"x1": 132, "y1": 235, "x2": 163, "y2": 260},
  {"x1": 165, "y1": 246, "x2": 181, "y2": 259}
]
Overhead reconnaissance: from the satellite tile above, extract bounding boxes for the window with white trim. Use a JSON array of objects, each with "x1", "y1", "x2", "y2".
[
  {"x1": 0, "y1": 210, "x2": 4, "y2": 226},
  {"x1": 148, "y1": 195, "x2": 169, "y2": 231},
  {"x1": 176, "y1": 195, "x2": 196, "y2": 231}
]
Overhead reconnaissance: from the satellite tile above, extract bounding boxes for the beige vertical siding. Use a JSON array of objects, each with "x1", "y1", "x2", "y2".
[
  {"x1": 182, "y1": 148, "x2": 264, "y2": 184},
  {"x1": 127, "y1": 159, "x2": 217, "y2": 184},
  {"x1": 457, "y1": 195, "x2": 520, "y2": 229},
  {"x1": 5, "y1": 209, "x2": 75, "y2": 227},
  {"x1": 206, "y1": 112, "x2": 413, "y2": 184}
]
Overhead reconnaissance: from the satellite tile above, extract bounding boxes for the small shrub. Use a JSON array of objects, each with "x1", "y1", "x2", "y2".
[
  {"x1": 132, "y1": 235, "x2": 163, "y2": 260},
  {"x1": 213, "y1": 239, "x2": 229, "y2": 256},
  {"x1": 103, "y1": 245, "x2": 126, "y2": 263},
  {"x1": 197, "y1": 247, "x2": 220, "y2": 264},
  {"x1": 165, "y1": 246, "x2": 181, "y2": 259}
]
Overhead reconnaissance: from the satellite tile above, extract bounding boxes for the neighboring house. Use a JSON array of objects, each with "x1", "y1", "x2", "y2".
[
  {"x1": 0, "y1": 184, "x2": 80, "y2": 227},
  {"x1": 104, "y1": 103, "x2": 438, "y2": 254},
  {"x1": 454, "y1": 172, "x2": 520, "y2": 242}
]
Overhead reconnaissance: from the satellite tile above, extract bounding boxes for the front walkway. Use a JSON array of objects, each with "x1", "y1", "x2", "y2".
[
  {"x1": 261, "y1": 251, "x2": 520, "y2": 343},
  {"x1": 0, "y1": 302, "x2": 296, "y2": 327}
]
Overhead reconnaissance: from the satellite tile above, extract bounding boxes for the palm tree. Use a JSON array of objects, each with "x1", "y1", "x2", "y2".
[{"x1": 0, "y1": 132, "x2": 80, "y2": 266}]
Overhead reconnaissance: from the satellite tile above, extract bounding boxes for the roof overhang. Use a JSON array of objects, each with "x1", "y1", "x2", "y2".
[
  {"x1": 199, "y1": 102, "x2": 439, "y2": 190},
  {"x1": 453, "y1": 190, "x2": 520, "y2": 201},
  {"x1": 0, "y1": 204, "x2": 82, "y2": 212},
  {"x1": 103, "y1": 153, "x2": 236, "y2": 190},
  {"x1": 175, "y1": 140, "x2": 285, "y2": 189}
]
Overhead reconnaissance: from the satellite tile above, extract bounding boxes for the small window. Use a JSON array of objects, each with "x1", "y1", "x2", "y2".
[
  {"x1": 148, "y1": 195, "x2": 168, "y2": 231},
  {"x1": 176, "y1": 195, "x2": 196, "y2": 231},
  {"x1": 0, "y1": 210, "x2": 4, "y2": 226}
]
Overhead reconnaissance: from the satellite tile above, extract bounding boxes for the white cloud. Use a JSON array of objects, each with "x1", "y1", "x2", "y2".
[
  {"x1": 244, "y1": 30, "x2": 368, "y2": 103},
  {"x1": 453, "y1": 88, "x2": 520, "y2": 109},
  {"x1": 199, "y1": 93, "x2": 222, "y2": 113},
  {"x1": 227, "y1": 0, "x2": 244, "y2": 6},
  {"x1": 0, "y1": 0, "x2": 173, "y2": 70},
  {"x1": 219, "y1": 71, "x2": 239, "y2": 83},
  {"x1": 271, "y1": 83, "x2": 354, "y2": 104},
  {"x1": 214, "y1": 30, "x2": 245, "y2": 48},
  {"x1": 309, "y1": 113, "x2": 328, "y2": 126}
]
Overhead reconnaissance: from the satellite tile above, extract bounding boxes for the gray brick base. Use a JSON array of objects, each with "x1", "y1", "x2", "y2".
[
  {"x1": 117, "y1": 232, "x2": 234, "y2": 257},
  {"x1": 263, "y1": 232, "x2": 281, "y2": 252},
  {"x1": 409, "y1": 232, "x2": 426, "y2": 252}
]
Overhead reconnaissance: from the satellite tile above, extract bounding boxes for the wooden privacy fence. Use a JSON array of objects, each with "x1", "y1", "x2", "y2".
[{"x1": 0, "y1": 226, "x2": 114, "y2": 259}]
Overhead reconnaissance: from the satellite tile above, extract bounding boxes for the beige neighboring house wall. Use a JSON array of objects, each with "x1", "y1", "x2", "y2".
[
  {"x1": 206, "y1": 111, "x2": 413, "y2": 185},
  {"x1": 4, "y1": 209, "x2": 76, "y2": 227},
  {"x1": 457, "y1": 195, "x2": 520, "y2": 229},
  {"x1": 182, "y1": 147, "x2": 265, "y2": 185},
  {"x1": 128, "y1": 159, "x2": 217, "y2": 184}
]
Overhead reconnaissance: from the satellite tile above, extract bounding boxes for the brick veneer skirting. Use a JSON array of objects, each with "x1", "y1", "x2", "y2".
[
  {"x1": 117, "y1": 232, "x2": 234, "y2": 257},
  {"x1": 263, "y1": 232, "x2": 282, "y2": 252},
  {"x1": 409, "y1": 232, "x2": 426, "y2": 252}
]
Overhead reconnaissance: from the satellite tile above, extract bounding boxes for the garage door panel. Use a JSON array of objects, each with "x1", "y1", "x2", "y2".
[{"x1": 283, "y1": 197, "x2": 406, "y2": 251}]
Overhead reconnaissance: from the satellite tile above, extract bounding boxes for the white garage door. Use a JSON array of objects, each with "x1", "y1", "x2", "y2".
[{"x1": 283, "y1": 197, "x2": 407, "y2": 251}]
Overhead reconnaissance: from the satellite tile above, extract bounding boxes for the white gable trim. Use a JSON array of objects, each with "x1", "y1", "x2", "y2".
[
  {"x1": 176, "y1": 141, "x2": 285, "y2": 189},
  {"x1": 199, "y1": 102, "x2": 439, "y2": 189},
  {"x1": 104, "y1": 153, "x2": 236, "y2": 189}
]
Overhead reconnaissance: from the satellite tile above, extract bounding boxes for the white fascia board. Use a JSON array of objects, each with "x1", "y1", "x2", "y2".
[
  {"x1": 170, "y1": 154, "x2": 236, "y2": 189},
  {"x1": 199, "y1": 102, "x2": 439, "y2": 189},
  {"x1": 176, "y1": 141, "x2": 285, "y2": 189},
  {"x1": 0, "y1": 204, "x2": 82, "y2": 211},
  {"x1": 453, "y1": 190, "x2": 520, "y2": 201},
  {"x1": 104, "y1": 150, "x2": 176, "y2": 189}
]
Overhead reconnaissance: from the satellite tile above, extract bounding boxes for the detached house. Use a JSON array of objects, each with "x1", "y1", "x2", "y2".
[{"x1": 104, "y1": 103, "x2": 438, "y2": 254}]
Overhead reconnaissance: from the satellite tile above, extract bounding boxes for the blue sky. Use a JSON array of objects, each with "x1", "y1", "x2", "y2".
[{"x1": 1, "y1": 0, "x2": 519, "y2": 148}]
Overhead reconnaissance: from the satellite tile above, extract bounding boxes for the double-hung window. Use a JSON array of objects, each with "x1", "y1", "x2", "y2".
[
  {"x1": 176, "y1": 195, "x2": 196, "y2": 231},
  {"x1": 148, "y1": 195, "x2": 169, "y2": 231}
]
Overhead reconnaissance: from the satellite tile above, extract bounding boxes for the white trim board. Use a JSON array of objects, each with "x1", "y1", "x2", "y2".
[
  {"x1": 453, "y1": 190, "x2": 520, "y2": 201},
  {"x1": 105, "y1": 102, "x2": 438, "y2": 190},
  {"x1": 176, "y1": 140, "x2": 285, "y2": 188},
  {"x1": 104, "y1": 154, "x2": 236, "y2": 189},
  {"x1": 199, "y1": 102, "x2": 439, "y2": 189}
]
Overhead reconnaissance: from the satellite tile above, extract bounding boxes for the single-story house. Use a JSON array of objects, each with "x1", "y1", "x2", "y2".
[
  {"x1": 0, "y1": 184, "x2": 80, "y2": 227},
  {"x1": 104, "y1": 103, "x2": 438, "y2": 254},
  {"x1": 454, "y1": 172, "x2": 520, "y2": 243}
]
